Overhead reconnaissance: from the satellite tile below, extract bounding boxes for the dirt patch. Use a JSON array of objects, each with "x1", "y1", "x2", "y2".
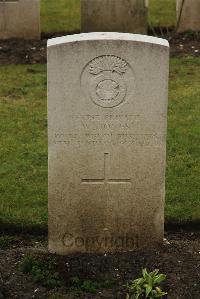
[
  {"x1": 170, "y1": 33, "x2": 200, "y2": 57},
  {"x1": 0, "y1": 31, "x2": 76, "y2": 65},
  {"x1": 0, "y1": 38, "x2": 47, "y2": 65},
  {"x1": 0, "y1": 231, "x2": 199, "y2": 299},
  {"x1": 0, "y1": 32, "x2": 199, "y2": 65}
]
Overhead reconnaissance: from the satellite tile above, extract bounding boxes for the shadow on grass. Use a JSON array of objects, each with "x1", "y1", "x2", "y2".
[
  {"x1": 0, "y1": 221, "x2": 47, "y2": 236},
  {"x1": 0, "y1": 220, "x2": 199, "y2": 237}
]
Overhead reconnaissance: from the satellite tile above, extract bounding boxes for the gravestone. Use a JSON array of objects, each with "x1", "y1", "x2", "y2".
[
  {"x1": 177, "y1": 0, "x2": 200, "y2": 32},
  {"x1": 48, "y1": 32, "x2": 169, "y2": 255},
  {"x1": 81, "y1": 0, "x2": 148, "y2": 34},
  {"x1": 0, "y1": 0, "x2": 40, "y2": 39}
]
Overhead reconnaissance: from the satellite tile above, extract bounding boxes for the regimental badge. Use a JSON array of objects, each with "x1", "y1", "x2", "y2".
[{"x1": 81, "y1": 55, "x2": 135, "y2": 108}]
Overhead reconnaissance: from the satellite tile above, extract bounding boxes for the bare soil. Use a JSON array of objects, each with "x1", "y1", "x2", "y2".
[
  {"x1": 0, "y1": 231, "x2": 199, "y2": 299},
  {"x1": 0, "y1": 32, "x2": 199, "y2": 65}
]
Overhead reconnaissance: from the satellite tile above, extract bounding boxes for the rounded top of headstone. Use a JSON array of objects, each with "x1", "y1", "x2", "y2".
[{"x1": 47, "y1": 32, "x2": 169, "y2": 48}]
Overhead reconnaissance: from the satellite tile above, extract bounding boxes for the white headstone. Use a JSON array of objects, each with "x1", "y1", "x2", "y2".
[
  {"x1": 81, "y1": 0, "x2": 148, "y2": 34},
  {"x1": 48, "y1": 33, "x2": 169, "y2": 255},
  {"x1": 0, "y1": 0, "x2": 40, "y2": 39},
  {"x1": 177, "y1": 0, "x2": 200, "y2": 32}
]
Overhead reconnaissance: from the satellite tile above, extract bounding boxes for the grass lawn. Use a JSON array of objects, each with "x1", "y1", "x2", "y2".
[
  {"x1": 166, "y1": 57, "x2": 200, "y2": 225},
  {"x1": 149, "y1": 0, "x2": 176, "y2": 29},
  {"x1": 41, "y1": 0, "x2": 80, "y2": 33},
  {"x1": 0, "y1": 66, "x2": 47, "y2": 231},
  {"x1": 0, "y1": 57, "x2": 199, "y2": 232},
  {"x1": 40, "y1": 0, "x2": 176, "y2": 34}
]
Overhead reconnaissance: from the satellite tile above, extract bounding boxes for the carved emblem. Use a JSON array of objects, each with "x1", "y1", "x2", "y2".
[
  {"x1": 81, "y1": 55, "x2": 134, "y2": 108},
  {"x1": 89, "y1": 56, "x2": 127, "y2": 75}
]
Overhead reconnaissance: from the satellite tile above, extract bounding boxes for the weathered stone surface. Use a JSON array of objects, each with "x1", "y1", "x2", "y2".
[
  {"x1": 177, "y1": 0, "x2": 200, "y2": 32},
  {"x1": 0, "y1": 0, "x2": 40, "y2": 40},
  {"x1": 48, "y1": 33, "x2": 169, "y2": 255},
  {"x1": 81, "y1": 0, "x2": 148, "y2": 34}
]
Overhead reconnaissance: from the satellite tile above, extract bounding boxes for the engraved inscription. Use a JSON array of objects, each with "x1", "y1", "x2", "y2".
[
  {"x1": 54, "y1": 132, "x2": 164, "y2": 146},
  {"x1": 81, "y1": 55, "x2": 135, "y2": 108},
  {"x1": 70, "y1": 114, "x2": 140, "y2": 130},
  {"x1": 81, "y1": 153, "x2": 131, "y2": 185}
]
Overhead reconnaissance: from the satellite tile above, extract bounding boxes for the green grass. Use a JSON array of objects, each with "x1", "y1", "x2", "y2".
[
  {"x1": 0, "y1": 65, "x2": 47, "y2": 230},
  {"x1": 40, "y1": 0, "x2": 176, "y2": 34},
  {"x1": 0, "y1": 57, "x2": 199, "y2": 231},
  {"x1": 166, "y1": 57, "x2": 200, "y2": 224},
  {"x1": 149, "y1": 0, "x2": 176, "y2": 28},
  {"x1": 41, "y1": 0, "x2": 80, "y2": 33}
]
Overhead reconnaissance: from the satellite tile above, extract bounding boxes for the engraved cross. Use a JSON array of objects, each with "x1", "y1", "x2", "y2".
[{"x1": 82, "y1": 153, "x2": 131, "y2": 186}]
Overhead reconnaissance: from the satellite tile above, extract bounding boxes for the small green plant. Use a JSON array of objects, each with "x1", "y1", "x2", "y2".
[
  {"x1": 20, "y1": 254, "x2": 63, "y2": 288},
  {"x1": 70, "y1": 276, "x2": 116, "y2": 294},
  {"x1": 0, "y1": 235, "x2": 16, "y2": 249},
  {"x1": 126, "y1": 269, "x2": 167, "y2": 299},
  {"x1": 184, "y1": 30, "x2": 200, "y2": 39}
]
